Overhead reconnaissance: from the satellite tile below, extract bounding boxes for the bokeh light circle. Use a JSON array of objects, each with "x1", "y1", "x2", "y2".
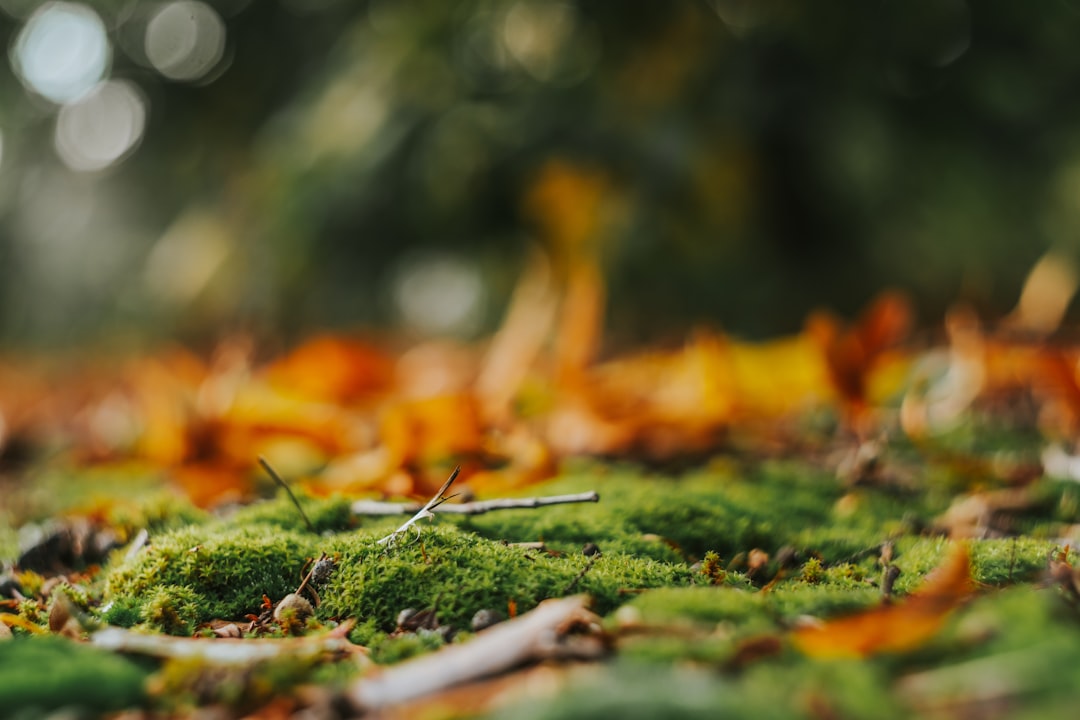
[
  {"x1": 12, "y1": 2, "x2": 111, "y2": 104},
  {"x1": 145, "y1": 1, "x2": 226, "y2": 82},
  {"x1": 55, "y1": 79, "x2": 147, "y2": 172},
  {"x1": 392, "y1": 253, "x2": 486, "y2": 336}
]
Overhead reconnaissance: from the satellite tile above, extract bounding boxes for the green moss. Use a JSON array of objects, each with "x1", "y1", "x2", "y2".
[
  {"x1": 454, "y1": 462, "x2": 946, "y2": 567},
  {"x1": 371, "y1": 631, "x2": 446, "y2": 664},
  {"x1": 228, "y1": 491, "x2": 358, "y2": 534},
  {"x1": 320, "y1": 525, "x2": 691, "y2": 641},
  {"x1": 105, "y1": 525, "x2": 321, "y2": 624},
  {"x1": 0, "y1": 511, "x2": 17, "y2": 564},
  {"x1": 141, "y1": 585, "x2": 203, "y2": 635},
  {"x1": 486, "y1": 659, "x2": 906, "y2": 720},
  {"x1": 484, "y1": 663, "x2": 751, "y2": 720},
  {"x1": 100, "y1": 596, "x2": 143, "y2": 628},
  {"x1": 765, "y1": 583, "x2": 881, "y2": 619},
  {"x1": 104, "y1": 492, "x2": 208, "y2": 539},
  {"x1": 890, "y1": 537, "x2": 1053, "y2": 594},
  {"x1": 800, "y1": 557, "x2": 825, "y2": 583},
  {"x1": 103, "y1": 518, "x2": 689, "y2": 638},
  {"x1": 454, "y1": 467, "x2": 792, "y2": 560},
  {"x1": 155, "y1": 655, "x2": 318, "y2": 714},
  {"x1": 0, "y1": 636, "x2": 148, "y2": 714},
  {"x1": 621, "y1": 586, "x2": 764, "y2": 628}
]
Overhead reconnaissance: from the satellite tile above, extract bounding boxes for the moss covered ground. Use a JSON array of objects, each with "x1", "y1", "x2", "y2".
[{"x1": 3, "y1": 433, "x2": 1080, "y2": 717}]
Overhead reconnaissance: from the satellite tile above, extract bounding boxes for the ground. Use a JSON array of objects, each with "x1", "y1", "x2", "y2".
[{"x1": 3, "y1": 416, "x2": 1080, "y2": 718}]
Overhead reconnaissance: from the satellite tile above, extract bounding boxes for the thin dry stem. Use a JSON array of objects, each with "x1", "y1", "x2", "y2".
[
  {"x1": 354, "y1": 491, "x2": 599, "y2": 518},
  {"x1": 376, "y1": 467, "x2": 461, "y2": 547}
]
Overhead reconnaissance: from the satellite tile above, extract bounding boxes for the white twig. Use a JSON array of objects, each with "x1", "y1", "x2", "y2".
[
  {"x1": 91, "y1": 622, "x2": 367, "y2": 666},
  {"x1": 376, "y1": 467, "x2": 461, "y2": 547},
  {"x1": 354, "y1": 491, "x2": 599, "y2": 518},
  {"x1": 345, "y1": 595, "x2": 603, "y2": 711}
]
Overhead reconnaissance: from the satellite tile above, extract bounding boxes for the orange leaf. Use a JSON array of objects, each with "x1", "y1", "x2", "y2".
[
  {"x1": 791, "y1": 543, "x2": 974, "y2": 659},
  {"x1": 806, "y1": 291, "x2": 912, "y2": 433},
  {"x1": 264, "y1": 335, "x2": 393, "y2": 404},
  {"x1": 380, "y1": 393, "x2": 484, "y2": 469}
]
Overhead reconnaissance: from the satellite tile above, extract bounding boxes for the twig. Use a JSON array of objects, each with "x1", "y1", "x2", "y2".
[
  {"x1": 354, "y1": 491, "x2": 599, "y2": 517},
  {"x1": 564, "y1": 554, "x2": 600, "y2": 594},
  {"x1": 296, "y1": 551, "x2": 331, "y2": 605},
  {"x1": 92, "y1": 621, "x2": 366, "y2": 666},
  {"x1": 259, "y1": 456, "x2": 315, "y2": 534},
  {"x1": 376, "y1": 467, "x2": 461, "y2": 547},
  {"x1": 344, "y1": 595, "x2": 604, "y2": 711}
]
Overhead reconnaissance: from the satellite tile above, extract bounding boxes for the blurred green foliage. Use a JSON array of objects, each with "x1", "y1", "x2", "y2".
[{"x1": 1, "y1": 0, "x2": 1078, "y2": 345}]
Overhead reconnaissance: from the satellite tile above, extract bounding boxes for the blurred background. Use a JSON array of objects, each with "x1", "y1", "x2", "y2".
[{"x1": 0, "y1": 0, "x2": 1076, "y2": 350}]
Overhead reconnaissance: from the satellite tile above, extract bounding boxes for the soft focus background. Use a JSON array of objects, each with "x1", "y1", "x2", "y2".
[{"x1": 0, "y1": 0, "x2": 1075, "y2": 348}]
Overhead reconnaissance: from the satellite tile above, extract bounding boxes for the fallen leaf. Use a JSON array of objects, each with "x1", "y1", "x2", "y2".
[
  {"x1": 791, "y1": 543, "x2": 975, "y2": 659},
  {"x1": 264, "y1": 335, "x2": 393, "y2": 405}
]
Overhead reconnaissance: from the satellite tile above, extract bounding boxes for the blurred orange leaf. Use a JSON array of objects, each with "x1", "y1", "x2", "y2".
[
  {"x1": 381, "y1": 393, "x2": 485, "y2": 471},
  {"x1": 265, "y1": 335, "x2": 393, "y2": 404},
  {"x1": 806, "y1": 291, "x2": 912, "y2": 434},
  {"x1": 791, "y1": 543, "x2": 974, "y2": 659}
]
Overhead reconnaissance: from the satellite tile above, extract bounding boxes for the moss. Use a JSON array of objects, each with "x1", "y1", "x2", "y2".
[
  {"x1": 736, "y1": 659, "x2": 909, "y2": 720},
  {"x1": 765, "y1": 583, "x2": 881, "y2": 620},
  {"x1": 0, "y1": 512, "x2": 17, "y2": 564},
  {"x1": 100, "y1": 596, "x2": 143, "y2": 628},
  {"x1": 800, "y1": 557, "x2": 825, "y2": 584},
  {"x1": 889, "y1": 537, "x2": 1053, "y2": 594},
  {"x1": 320, "y1": 525, "x2": 691, "y2": 641},
  {"x1": 454, "y1": 462, "x2": 947, "y2": 567},
  {"x1": 228, "y1": 491, "x2": 358, "y2": 534},
  {"x1": 699, "y1": 551, "x2": 726, "y2": 584},
  {"x1": 621, "y1": 586, "x2": 763, "y2": 628},
  {"x1": 0, "y1": 636, "x2": 147, "y2": 714},
  {"x1": 453, "y1": 466, "x2": 806, "y2": 561},
  {"x1": 104, "y1": 492, "x2": 208, "y2": 539},
  {"x1": 17, "y1": 599, "x2": 44, "y2": 628},
  {"x1": 154, "y1": 656, "x2": 318, "y2": 714},
  {"x1": 105, "y1": 525, "x2": 321, "y2": 625},
  {"x1": 486, "y1": 659, "x2": 905, "y2": 720},
  {"x1": 142, "y1": 585, "x2": 204, "y2": 635},
  {"x1": 484, "y1": 662, "x2": 752, "y2": 720},
  {"x1": 52, "y1": 580, "x2": 90, "y2": 609},
  {"x1": 371, "y1": 630, "x2": 446, "y2": 664},
  {"x1": 103, "y1": 518, "x2": 689, "y2": 638}
]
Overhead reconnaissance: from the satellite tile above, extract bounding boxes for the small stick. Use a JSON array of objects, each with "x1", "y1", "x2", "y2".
[
  {"x1": 377, "y1": 467, "x2": 461, "y2": 547},
  {"x1": 882, "y1": 565, "x2": 901, "y2": 603},
  {"x1": 92, "y1": 621, "x2": 366, "y2": 665},
  {"x1": 354, "y1": 491, "x2": 599, "y2": 517},
  {"x1": 564, "y1": 554, "x2": 599, "y2": 594},
  {"x1": 345, "y1": 595, "x2": 602, "y2": 711},
  {"x1": 259, "y1": 456, "x2": 315, "y2": 534},
  {"x1": 296, "y1": 552, "x2": 329, "y2": 604}
]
